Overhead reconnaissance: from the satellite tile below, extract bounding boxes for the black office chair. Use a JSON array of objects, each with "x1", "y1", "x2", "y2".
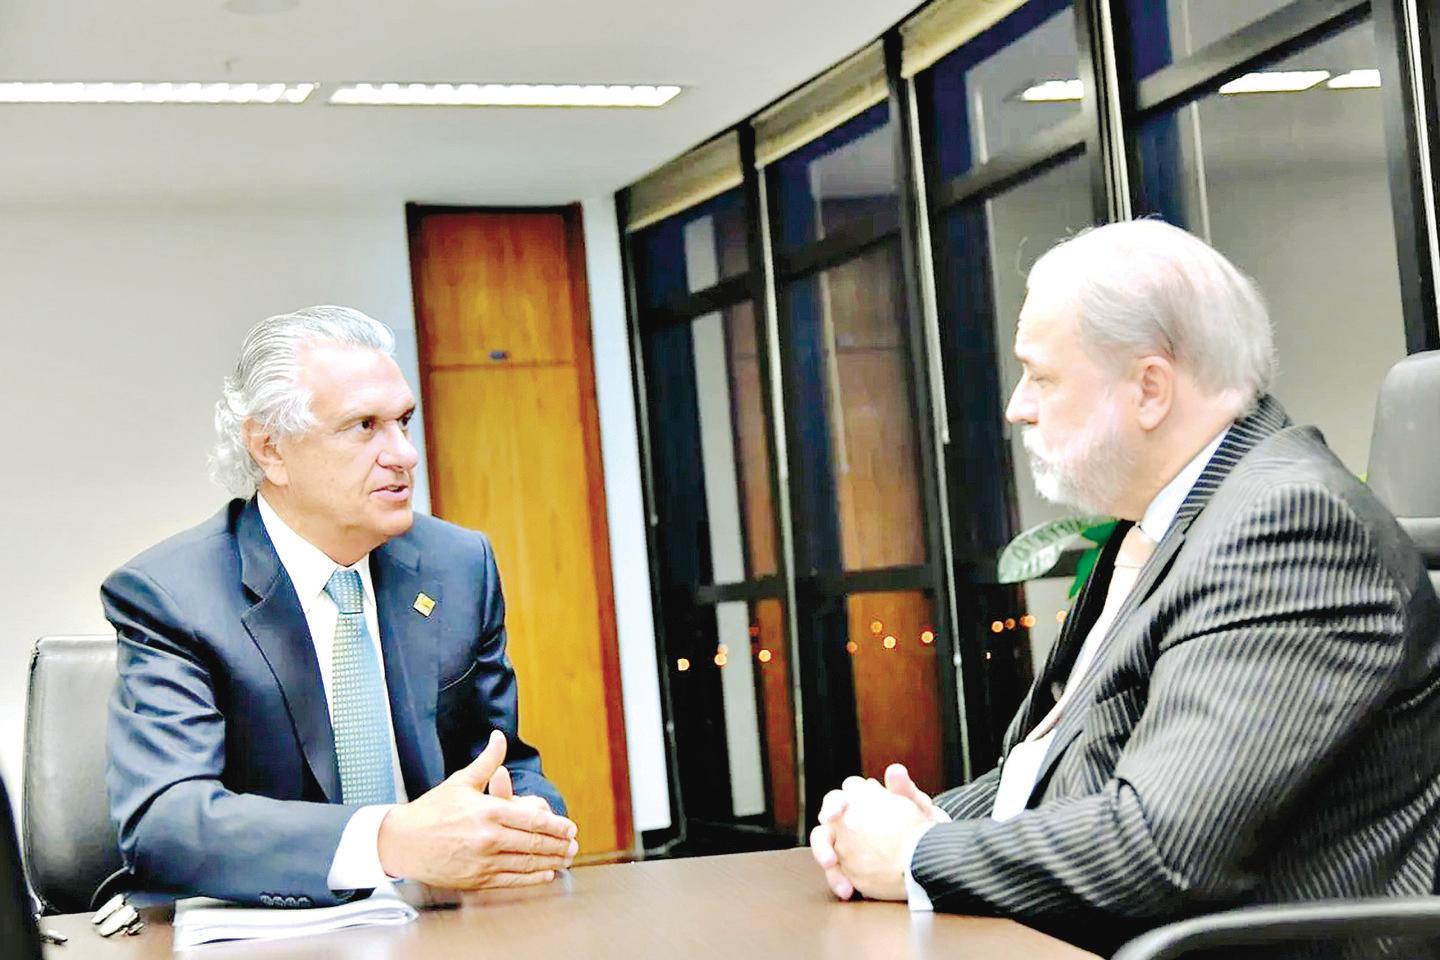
[
  {"x1": 0, "y1": 773, "x2": 43, "y2": 959},
  {"x1": 22, "y1": 636, "x2": 126, "y2": 915},
  {"x1": 1112, "y1": 351, "x2": 1440, "y2": 958}
]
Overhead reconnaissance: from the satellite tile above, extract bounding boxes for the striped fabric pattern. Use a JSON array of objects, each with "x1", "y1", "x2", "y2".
[{"x1": 914, "y1": 396, "x2": 1440, "y2": 955}]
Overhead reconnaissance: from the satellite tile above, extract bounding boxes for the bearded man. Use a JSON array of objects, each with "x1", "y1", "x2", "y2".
[{"x1": 809, "y1": 220, "x2": 1440, "y2": 954}]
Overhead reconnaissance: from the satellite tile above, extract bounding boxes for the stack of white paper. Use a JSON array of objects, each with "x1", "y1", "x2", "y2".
[{"x1": 172, "y1": 884, "x2": 418, "y2": 949}]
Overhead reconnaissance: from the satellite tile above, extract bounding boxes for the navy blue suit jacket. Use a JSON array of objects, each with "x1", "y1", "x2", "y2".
[{"x1": 102, "y1": 498, "x2": 563, "y2": 906}]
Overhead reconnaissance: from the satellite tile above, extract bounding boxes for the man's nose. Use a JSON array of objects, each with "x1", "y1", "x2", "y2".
[
  {"x1": 379, "y1": 425, "x2": 420, "y2": 471},
  {"x1": 1006, "y1": 378, "x2": 1036, "y2": 425}
]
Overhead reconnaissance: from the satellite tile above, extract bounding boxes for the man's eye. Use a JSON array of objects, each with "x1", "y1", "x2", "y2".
[
  {"x1": 358, "y1": 417, "x2": 375, "y2": 431},
  {"x1": 399, "y1": 413, "x2": 414, "y2": 430}
]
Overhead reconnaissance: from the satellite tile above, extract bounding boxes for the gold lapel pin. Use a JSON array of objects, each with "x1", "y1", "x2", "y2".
[{"x1": 413, "y1": 592, "x2": 436, "y2": 617}]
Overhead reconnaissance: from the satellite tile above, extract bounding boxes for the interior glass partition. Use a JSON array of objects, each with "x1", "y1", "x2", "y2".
[
  {"x1": 632, "y1": 187, "x2": 799, "y2": 846},
  {"x1": 915, "y1": 0, "x2": 1101, "y2": 765},
  {"x1": 1133, "y1": 14, "x2": 1407, "y2": 473},
  {"x1": 771, "y1": 104, "x2": 955, "y2": 806},
  {"x1": 623, "y1": 0, "x2": 1440, "y2": 850}
]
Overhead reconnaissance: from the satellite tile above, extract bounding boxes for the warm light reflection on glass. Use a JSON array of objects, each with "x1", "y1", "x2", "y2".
[
  {"x1": 846, "y1": 641, "x2": 859, "y2": 654},
  {"x1": 990, "y1": 620, "x2": 1004, "y2": 634},
  {"x1": 1020, "y1": 614, "x2": 1036, "y2": 628},
  {"x1": 920, "y1": 629, "x2": 935, "y2": 644},
  {"x1": 714, "y1": 652, "x2": 728, "y2": 667},
  {"x1": 1005, "y1": 618, "x2": 1016, "y2": 630},
  {"x1": 1056, "y1": 609, "x2": 1067, "y2": 623},
  {"x1": 870, "y1": 620, "x2": 883, "y2": 634},
  {"x1": 758, "y1": 649, "x2": 773, "y2": 663},
  {"x1": 882, "y1": 636, "x2": 897, "y2": 649},
  {"x1": 717, "y1": 643, "x2": 729, "y2": 655},
  {"x1": 677, "y1": 658, "x2": 690, "y2": 672}
]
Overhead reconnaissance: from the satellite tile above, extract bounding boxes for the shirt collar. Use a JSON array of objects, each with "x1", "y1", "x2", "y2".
[
  {"x1": 1137, "y1": 426, "x2": 1231, "y2": 544},
  {"x1": 256, "y1": 494, "x2": 375, "y2": 614}
]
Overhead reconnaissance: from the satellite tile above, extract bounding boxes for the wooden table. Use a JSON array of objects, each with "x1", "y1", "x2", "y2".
[{"x1": 40, "y1": 849, "x2": 1099, "y2": 958}]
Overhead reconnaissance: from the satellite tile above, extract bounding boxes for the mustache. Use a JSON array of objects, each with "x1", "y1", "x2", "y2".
[{"x1": 1021, "y1": 427, "x2": 1050, "y2": 460}]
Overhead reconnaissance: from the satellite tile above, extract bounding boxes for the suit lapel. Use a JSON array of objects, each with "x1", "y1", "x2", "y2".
[
  {"x1": 1006, "y1": 528, "x2": 1126, "y2": 754},
  {"x1": 1023, "y1": 396, "x2": 1293, "y2": 803},
  {"x1": 371, "y1": 535, "x2": 444, "y2": 797},
  {"x1": 236, "y1": 499, "x2": 341, "y2": 803}
]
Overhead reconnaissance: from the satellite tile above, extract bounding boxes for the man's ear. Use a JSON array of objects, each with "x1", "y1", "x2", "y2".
[
  {"x1": 1134, "y1": 355, "x2": 1174, "y2": 432},
  {"x1": 243, "y1": 420, "x2": 289, "y2": 487}
]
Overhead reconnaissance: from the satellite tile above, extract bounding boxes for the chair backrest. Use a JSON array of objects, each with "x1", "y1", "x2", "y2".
[
  {"x1": 1368, "y1": 349, "x2": 1440, "y2": 597},
  {"x1": 0, "y1": 774, "x2": 43, "y2": 959},
  {"x1": 22, "y1": 635, "x2": 123, "y2": 914}
]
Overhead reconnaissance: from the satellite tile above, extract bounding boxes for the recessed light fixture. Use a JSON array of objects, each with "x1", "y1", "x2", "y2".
[
  {"x1": 1327, "y1": 68, "x2": 1381, "y2": 89},
  {"x1": 0, "y1": 81, "x2": 316, "y2": 104},
  {"x1": 1018, "y1": 78, "x2": 1084, "y2": 102},
  {"x1": 328, "y1": 82, "x2": 683, "y2": 108},
  {"x1": 1219, "y1": 70, "x2": 1330, "y2": 95}
]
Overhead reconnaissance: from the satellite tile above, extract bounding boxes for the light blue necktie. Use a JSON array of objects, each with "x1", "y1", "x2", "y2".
[{"x1": 324, "y1": 568, "x2": 397, "y2": 805}]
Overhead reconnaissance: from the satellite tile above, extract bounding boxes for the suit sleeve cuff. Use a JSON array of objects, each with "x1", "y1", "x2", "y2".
[
  {"x1": 903, "y1": 822, "x2": 937, "y2": 912},
  {"x1": 327, "y1": 804, "x2": 399, "y2": 892}
]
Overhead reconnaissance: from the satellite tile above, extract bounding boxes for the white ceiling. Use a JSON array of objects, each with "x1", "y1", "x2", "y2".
[{"x1": 0, "y1": 0, "x2": 924, "y2": 205}]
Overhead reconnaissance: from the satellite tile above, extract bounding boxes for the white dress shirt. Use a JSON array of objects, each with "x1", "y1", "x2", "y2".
[
  {"x1": 256, "y1": 495, "x2": 408, "y2": 892},
  {"x1": 904, "y1": 426, "x2": 1230, "y2": 910}
]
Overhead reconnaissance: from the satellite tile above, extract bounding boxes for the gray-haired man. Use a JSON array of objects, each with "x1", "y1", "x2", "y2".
[
  {"x1": 105, "y1": 306, "x2": 576, "y2": 906},
  {"x1": 811, "y1": 221, "x2": 1440, "y2": 954}
]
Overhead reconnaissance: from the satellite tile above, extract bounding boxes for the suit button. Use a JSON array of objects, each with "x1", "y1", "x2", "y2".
[
  {"x1": 298, "y1": 897, "x2": 312, "y2": 908},
  {"x1": 284, "y1": 897, "x2": 298, "y2": 908},
  {"x1": 260, "y1": 895, "x2": 273, "y2": 906}
]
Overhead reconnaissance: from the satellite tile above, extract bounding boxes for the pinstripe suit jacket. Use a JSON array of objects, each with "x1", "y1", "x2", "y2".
[{"x1": 914, "y1": 396, "x2": 1440, "y2": 954}]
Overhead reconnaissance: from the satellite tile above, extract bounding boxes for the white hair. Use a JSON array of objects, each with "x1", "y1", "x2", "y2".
[
  {"x1": 210, "y1": 305, "x2": 396, "y2": 497},
  {"x1": 1027, "y1": 219, "x2": 1276, "y2": 417}
]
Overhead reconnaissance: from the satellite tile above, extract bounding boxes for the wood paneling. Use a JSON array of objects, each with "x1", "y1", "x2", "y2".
[
  {"x1": 411, "y1": 206, "x2": 632, "y2": 858},
  {"x1": 413, "y1": 212, "x2": 579, "y2": 366}
]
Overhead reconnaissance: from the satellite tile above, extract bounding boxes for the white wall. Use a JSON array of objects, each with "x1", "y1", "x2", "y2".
[
  {"x1": 0, "y1": 201, "x2": 431, "y2": 795},
  {"x1": 580, "y1": 197, "x2": 672, "y2": 832}
]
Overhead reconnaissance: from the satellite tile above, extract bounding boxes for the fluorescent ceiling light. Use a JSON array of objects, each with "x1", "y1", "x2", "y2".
[
  {"x1": 1018, "y1": 79, "x2": 1084, "y2": 102},
  {"x1": 1327, "y1": 69, "x2": 1381, "y2": 89},
  {"x1": 0, "y1": 82, "x2": 316, "y2": 104},
  {"x1": 328, "y1": 82, "x2": 682, "y2": 107},
  {"x1": 1219, "y1": 70, "x2": 1329, "y2": 95}
]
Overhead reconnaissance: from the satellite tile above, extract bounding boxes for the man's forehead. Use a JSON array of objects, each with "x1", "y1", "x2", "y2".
[
  {"x1": 1016, "y1": 284, "x2": 1079, "y2": 351},
  {"x1": 298, "y1": 342, "x2": 413, "y2": 415}
]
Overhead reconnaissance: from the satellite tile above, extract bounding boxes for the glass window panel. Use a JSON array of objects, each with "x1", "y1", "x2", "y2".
[
  {"x1": 926, "y1": 0, "x2": 1081, "y2": 181},
  {"x1": 642, "y1": 301, "x2": 779, "y2": 586},
  {"x1": 783, "y1": 240, "x2": 928, "y2": 574},
  {"x1": 712, "y1": 599, "x2": 766, "y2": 818},
  {"x1": 845, "y1": 591, "x2": 943, "y2": 793},
  {"x1": 633, "y1": 188, "x2": 748, "y2": 311},
  {"x1": 772, "y1": 103, "x2": 898, "y2": 253},
  {"x1": 984, "y1": 157, "x2": 1096, "y2": 674},
  {"x1": 664, "y1": 597, "x2": 796, "y2": 831},
  {"x1": 1135, "y1": 19, "x2": 1404, "y2": 473},
  {"x1": 752, "y1": 597, "x2": 798, "y2": 832},
  {"x1": 936, "y1": 154, "x2": 1094, "y2": 673},
  {"x1": 1126, "y1": 0, "x2": 1296, "y2": 78}
]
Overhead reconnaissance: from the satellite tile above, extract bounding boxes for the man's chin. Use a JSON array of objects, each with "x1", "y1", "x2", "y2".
[{"x1": 377, "y1": 505, "x2": 415, "y2": 536}]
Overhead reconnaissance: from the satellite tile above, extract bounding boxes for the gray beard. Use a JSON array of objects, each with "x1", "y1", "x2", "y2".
[{"x1": 1022, "y1": 414, "x2": 1135, "y2": 515}]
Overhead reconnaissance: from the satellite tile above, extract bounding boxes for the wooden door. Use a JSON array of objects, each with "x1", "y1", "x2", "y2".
[{"x1": 409, "y1": 206, "x2": 632, "y2": 858}]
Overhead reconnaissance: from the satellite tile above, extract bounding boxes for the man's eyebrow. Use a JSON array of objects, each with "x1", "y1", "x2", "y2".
[{"x1": 335, "y1": 402, "x2": 414, "y2": 424}]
